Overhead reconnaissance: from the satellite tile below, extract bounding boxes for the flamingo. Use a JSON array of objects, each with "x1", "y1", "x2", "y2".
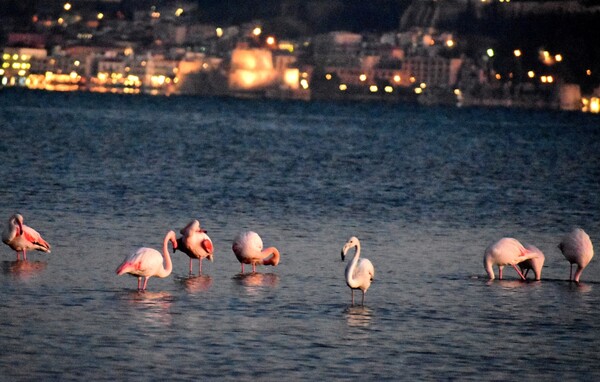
[
  {"x1": 558, "y1": 228, "x2": 594, "y2": 282},
  {"x1": 518, "y1": 245, "x2": 545, "y2": 281},
  {"x1": 232, "y1": 231, "x2": 280, "y2": 273},
  {"x1": 341, "y1": 236, "x2": 375, "y2": 305},
  {"x1": 176, "y1": 220, "x2": 214, "y2": 274},
  {"x1": 116, "y1": 230, "x2": 177, "y2": 291},
  {"x1": 2, "y1": 213, "x2": 51, "y2": 260},
  {"x1": 483, "y1": 238, "x2": 538, "y2": 280}
]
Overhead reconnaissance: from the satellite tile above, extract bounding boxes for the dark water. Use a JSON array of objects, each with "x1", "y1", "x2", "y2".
[{"x1": 1, "y1": 90, "x2": 599, "y2": 380}]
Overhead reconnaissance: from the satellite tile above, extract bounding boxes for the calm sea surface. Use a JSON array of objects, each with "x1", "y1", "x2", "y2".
[{"x1": 0, "y1": 90, "x2": 599, "y2": 381}]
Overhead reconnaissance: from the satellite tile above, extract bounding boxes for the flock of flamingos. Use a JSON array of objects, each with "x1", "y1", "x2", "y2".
[{"x1": 1, "y1": 213, "x2": 595, "y2": 304}]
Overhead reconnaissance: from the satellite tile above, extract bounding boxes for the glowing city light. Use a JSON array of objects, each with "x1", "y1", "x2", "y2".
[
  {"x1": 216, "y1": 28, "x2": 223, "y2": 38},
  {"x1": 252, "y1": 27, "x2": 262, "y2": 37},
  {"x1": 97, "y1": 13, "x2": 104, "y2": 20},
  {"x1": 325, "y1": 73, "x2": 332, "y2": 80},
  {"x1": 369, "y1": 85, "x2": 378, "y2": 93},
  {"x1": 513, "y1": 49, "x2": 522, "y2": 57},
  {"x1": 384, "y1": 86, "x2": 393, "y2": 93},
  {"x1": 359, "y1": 74, "x2": 367, "y2": 82},
  {"x1": 64, "y1": 3, "x2": 72, "y2": 11},
  {"x1": 393, "y1": 75, "x2": 401, "y2": 83},
  {"x1": 487, "y1": 49, "x2": 494, "y2": 58},
  {"x1": 339, "y1": 84, "x2": 347, "y2": 91},
  {"x1": 266, "y1": 36, "x2": 276, "y2": 46},
  {"x1": 527, "y1": 71, "x2": 535, "y2": 78},
  {"x1": 555, "y1": 54, "x2": 563, "y2": 62},
  {"x1": 175, "y1": 8, "x2": 184, "y2": 17}
]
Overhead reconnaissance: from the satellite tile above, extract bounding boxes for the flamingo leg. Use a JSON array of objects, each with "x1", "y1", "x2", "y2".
[
  {"x1": 22, "y1": 250, "x2": 27, "y2": 261},
  {"x1": 511, "y1": 264, "x2": 526, "y2": 280},
  {"x1": 199, "y1": 259, "x2": 202, "y2": 274},
  {"x1": 252, "y1": 263, "x2": 256, "y2": 273},
  {"x1": 189, "y1": 259, "x2": 193, "y2": 274},
  {"x1": 137, "y1": 277, "x2": 142, "y2": 290},
  {"x1": 569, "y1": 263, "x2": 573, "y2": 281},
  {"x1": 498, "y1": 267, "x2": 503, "y2": 280},
  {"x1": 523, "y1": 269, "x2": 530, "y2": 278},
  {"x1": 351, "y1": 289, "x2": 355, "y2": 305},
  {"x1": 142, "y1": 277, "x2": 149, "y2": 290},
  {"x1": 241, "y1": 263, "x2": 245, "y2": 273}
]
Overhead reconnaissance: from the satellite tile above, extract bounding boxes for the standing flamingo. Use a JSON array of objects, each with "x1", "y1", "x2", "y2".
[
  {"x1": 232, "y1": 231, "x2": 280, "y2": 273},
  {"x1": 558, "y1": 228, "x2": 594, "y2": 283},
  {"x1": 116, "y1": 230, "x2": 177, "y2": 291},
  {"x1": 483, "y1": 238, "x2": 538, "y2": 280},
  {"x1": 518, "y1": 245, "x2": 545, "y2": 281},
  {"x1": 341, "y1": 236, "x2": 375, "y2": 305},
  {"x1": 176, "y1": 220, "x2": 214, "y2": 274},
  {"x1": 2, "y1": 213, "x2": 51, "y2": 260}
]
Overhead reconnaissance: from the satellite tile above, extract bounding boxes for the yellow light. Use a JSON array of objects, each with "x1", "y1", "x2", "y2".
[
  {"x1": 300, "y1": 79, "x2": 309, "y2": 90},
  {"x1": 446, "y1": 39, "x2": 454, "y2": 48},
  {"x1": 513, "y1": 49, "x2": 522, "y2": 57},
  {"x1": 70, "y1": 71, "x2": 78, "y2": 79},
  {"x1": 252, "y1": 27, "x2": 262, "y2": 37},
  {"x1": 393, "y1": 75, "x2": 401, "y2": 83},
  {"x1": 97, "y1": 13, "x2": 104, "y2": 20},
  {"x1": 541, "y1": 76, "x2": 547, "y2": 83},
  {"x1": 0, "y1": 69, "x2": 4, "y2": 75},
  {"x1": 151, "y1": 12, "x2": 160, "y2": 19},
  {"x1": 12, "y1": 63, "x2": 20, "y2": 69},
  {"x1": 216, "y1": 28, "x2": 223, "y2": 38},
  {"x1": 590, "y1": 97, "x2": 599, "y2": 113},
  {"x1": 359, "y1": 74, "x2": 367, "y2": 82},
  {"x1": 18, "y1": 70, "x2": 26, "y2": 76},
  {"x1": 74, "y1": 60, "x2": 80, "y2": 67},
  {"x1": 384, "y1": 86, "x2": 393, "y2": 93},
  {"x1": 409, "y1": 76, "x2": 416, "y2": 83},
  {"x1": 2, "y1": 63, "x2": 9, "y2": 69},
  {"x1": 555, "y1": 54, "x2": 563, "y2": 62},
  {"x1": 495, "y1": 74, "x2": 501, "y2": 80},
  {"x1": 527, "y1": 71, "x2": 535, "y2": 78},
  {"x1": 266, "y1": 36, "x2": 275, "y2": 46},
  {"x1": 58, "y1": 17, "x2": 64, "y2": 25},
  {"x1": 64, "y1": 2, "x2": 71, "y2": 11},
  {"x1": 325, "y1": 73, "x2": 332, "y2": 80},
  {"x1": 339, "y1": 84, "x2": 347, "y2": 91},
  {"x1": 420, "y1": 82, "x2": 426, "y2": 89},
  {"x1": 414, "y1": 87, "x2": 423, "y2": 94},
  {"x1": 175, "y1": 8, "x2": 184, "y2": 17},
  {"x1": 2, "y1": 53, "x2": 9, "y2": 60},
  {"x1": 547, "y1": 75, "x2": 554, "y2": 83},
  {"x1": 586, "y1": 69, "x2": 592, "y2": 76},
  {"x1": 12, "y1": 54, "x2": 18, "y2": 60},
  {"x1": 487, "y1": 48, "x2": 494, "y2": 58},
  {"x1": 369, "y1": 85, "x2": 378, "y2": 93},
  {"x1": 453, "y1": 89, "x2": 461, "y2": 96}
]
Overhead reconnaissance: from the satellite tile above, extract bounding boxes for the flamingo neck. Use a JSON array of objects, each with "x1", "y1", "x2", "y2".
[
  {"x1": 483, "y1": 256, "x2": 495, "y2": 280},
  {"x1": 262, "y1": 247, "x2": 280, "y2": 266},
  {"x1": 158, "y1": 231, "x2": 175, "y2": 278},
  {"x1": 345, "y1": 243, "x2": 361, "y2": 288}
]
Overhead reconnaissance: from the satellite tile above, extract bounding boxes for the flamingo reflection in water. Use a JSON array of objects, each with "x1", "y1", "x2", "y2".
[
  {"x1": 2, "y1": 260, "x2": 47, "y2": 279},
  {"x1": 234, "y1": 272, "x2": 279, "y2": 288},
  {"x1": 181, "y1": 274, "x2": 213, "y2": 293}
]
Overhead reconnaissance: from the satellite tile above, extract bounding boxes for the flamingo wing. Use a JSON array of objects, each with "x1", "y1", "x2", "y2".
[
  {"x1": 22, "y1": 225, "x2": 50, "y2": 249},
  {"x1": 201, "y1": 238, "x2": 213, "y2": 254}
]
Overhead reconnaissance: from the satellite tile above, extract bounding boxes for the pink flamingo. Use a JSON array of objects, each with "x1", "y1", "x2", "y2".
[
  {"x1": 116, "y1": 230, "x2": 177, "y2": 291},
  {"x1": 483, "y1": 238, "x2": 538, "y2": 280},
  {"x1": 518, "y1": 245, "x2": 545, "y2": 281},
  {"x1": 232, "y1": 231, "x2": 280, "y2": 273},
  {"x1": 176, "y1": 220, "x2": 214, "y2": 274},
  {"x1": 341, "y1": 236, "x2": 375, "y2": 305},
  {"x1": 558, "y1": 228, "x2": 594, "y2": 282},
  {"x1": 2, "y1": 213, "x2": 51, "y2": 260}
]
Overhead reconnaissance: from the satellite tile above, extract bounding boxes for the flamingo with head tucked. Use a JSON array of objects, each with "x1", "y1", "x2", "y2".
[
  {"x1": 483, "y1": 238, "x2": 538, "y2": 280},
  {"x1": 558, "y1": 228, "x2": 594, "y2": 283},
  {"x1": 341, "y1": 236, "x2": 375, "y2": 305},
  {"x1": 176, "y1": 220, "x2": 214, "y2": 274},
  {"x1": 116, "y1": 230, "x2": 177, "y2": 291},
  {"x1": 232, "y1": 231, "x2": 280, "y2": 273},
  {"x1": 518, "y1": 245, "x2": 545, "y2": 281},
  {"x1": 2, "y1": 213, "x2": 51, "y2": 260}
]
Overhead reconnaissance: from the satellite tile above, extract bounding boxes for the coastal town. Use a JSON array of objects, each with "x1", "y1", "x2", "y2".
[{"x1": 1, "y1": 0, "x2": 599, "y2": 113}]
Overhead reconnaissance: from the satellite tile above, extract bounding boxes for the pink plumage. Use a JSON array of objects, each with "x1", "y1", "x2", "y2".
[
  {"x1": 2, "y1": 214, "x2": 51, "y2": 261},
  {"x1": 558, "y1": 228, "x2": 594, "y2": 282}
]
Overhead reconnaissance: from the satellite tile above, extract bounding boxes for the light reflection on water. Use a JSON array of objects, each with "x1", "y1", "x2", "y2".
[{"x1": 0, "y1": 91, "x2": 599, "y2": 380}]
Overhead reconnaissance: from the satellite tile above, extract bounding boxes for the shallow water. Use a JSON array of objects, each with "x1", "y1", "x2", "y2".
[{"x1": 1, "y1": 90, "x2": 599, "y2": 380}]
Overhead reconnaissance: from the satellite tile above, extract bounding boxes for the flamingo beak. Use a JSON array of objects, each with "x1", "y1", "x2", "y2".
[
  {"x1": 17, "y1": 221, "x2": 23, "y2": 236},
  {"x1": 341, "y1": 250, "x2": 346, "y2": 261}
]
